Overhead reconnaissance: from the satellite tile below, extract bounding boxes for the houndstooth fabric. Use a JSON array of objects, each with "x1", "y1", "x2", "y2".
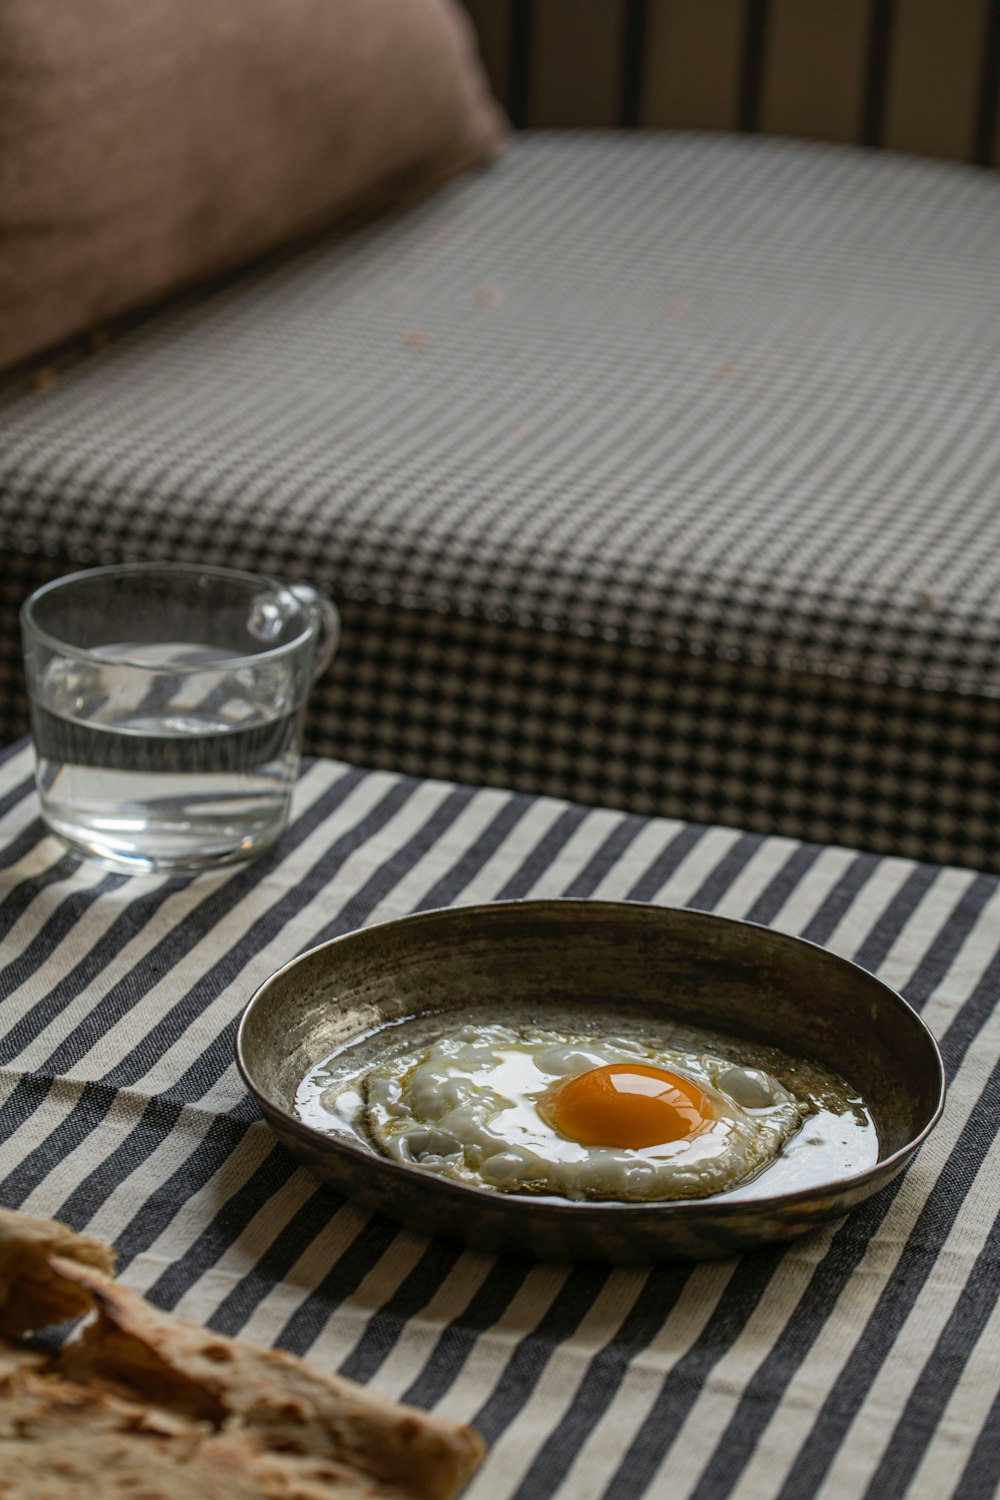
[{"x1": 1, "y1": 133, "x2": 999, "y2": 868}]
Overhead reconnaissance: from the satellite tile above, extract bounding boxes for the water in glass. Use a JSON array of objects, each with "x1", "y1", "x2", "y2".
[{"x1": 30, "y1": 642, "x2": 301, "y2": 871}]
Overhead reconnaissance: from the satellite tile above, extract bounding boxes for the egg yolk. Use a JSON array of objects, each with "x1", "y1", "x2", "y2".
[{"x1": 543, "y1": 1063, "x2": 716, "y2": 1150}]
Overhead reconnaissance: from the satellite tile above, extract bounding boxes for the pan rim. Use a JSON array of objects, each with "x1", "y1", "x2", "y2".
[{"x1": 234, "y1": 897, "x2": 947, "y2": 1221}]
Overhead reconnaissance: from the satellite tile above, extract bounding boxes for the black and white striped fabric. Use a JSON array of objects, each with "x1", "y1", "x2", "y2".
[
  {"x1": 2, "y1": 133, "x2": 1000, "y2": 868},
  {"x1": 1, "y1": 737, "x2": 997, "y2": 1500}
]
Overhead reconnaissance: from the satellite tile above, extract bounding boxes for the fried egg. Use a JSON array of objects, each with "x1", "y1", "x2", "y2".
[{"x1": 356, "y1": 1024, "x2": 809, "y2": 1201}]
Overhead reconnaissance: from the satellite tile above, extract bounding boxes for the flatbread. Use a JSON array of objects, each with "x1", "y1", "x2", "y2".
[
  {"x1": 0, "y1": 1206, "x2": 114, "y2": 1338},
  {"x1": 0, "y1": 1208, "x2": 484, "y2": 1499}
]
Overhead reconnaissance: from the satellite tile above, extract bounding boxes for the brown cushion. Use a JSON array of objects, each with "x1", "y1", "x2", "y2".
[{"x1": 0, "y1": 0, "x2": 504, "y2": 371}]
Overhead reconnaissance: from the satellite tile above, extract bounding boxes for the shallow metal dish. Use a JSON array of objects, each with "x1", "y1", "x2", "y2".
[{"x1": 235, "y1": 900, "x2": 945, "y2": 1263}]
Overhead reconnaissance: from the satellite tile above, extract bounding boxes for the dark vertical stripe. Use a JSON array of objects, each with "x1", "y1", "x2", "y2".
[
  {"x1": 602, "y1": 1249, "x2": 788, "y2": 1499},
  {"x1": 507, "y1": 0, "x2": 535, "y2": 129},
  {"x1": 626, "y1": 824, "x2": 707, "y2": 902},
  {"x1": 0, "y1": 852, "x2": 88, "y2": 952},
  {"x1": 495, "y1": 804, "x2": 588, "y2": 898},
  {"x1": 861, "y1": 1207, "x2": 1000, "y2": 1498},
  {"x1": 414, "y1": 794, "x2": 525, "y2": 911},
  {"x1": 0, "y1": 771, "x2": 34, "y2": 823},
  {"x1": 0, "y1": 1076, "x2": 120, "y2": 1204},
  {"x1": 972, "y1": 0, "x2": 1000, "y2": 166},
  {"x1": 561, "y1": 811, "x2": 648, "y2": 898},
  {"x1": 744, "y1": 842, "x2": 825, "y2": 927},
  {"x1": 0, "y1": 819, "x2": 53, "y2": 872},
  {"x1": 275, "y1": 1214, "x2": 417, "y2": 1357},
  {"x1": 142, "y1": 1141, "x2": 312, "y2": 1313},
  {"x1": 686, "y1": 830, "x2": 763, "y2": 911},
  {"x1": 509, "y1": 1263, "x2": 702, "y2": 1500},
  {"x1": 800, "y1": 851, "x2": 881, "y2": 947},
  {"x1": 205, "y1": 1181, "x2": 341, "y2": 1337},
  {"x1": 862, "y1": 0, "x2": 896, "y2": 148},
  {"x1": 619, "y1": 0, "x2": 648, "y2": 129},
  {"x1": 109, "y1": 1112, "x2": 273, "y2": 1267},
  {"x1": 901, "y1": 871, "x2": 998, "y2": 1011},
  {"x1": 851, "y1": 862, "x2": 938, "y2": 973},
  {"x1": 400, "y1": 1258, "x2": 537, "y2": 1410},
  {"x1": 738, "y1": 0, "x2": 770, "y2": 134},
  {"x1": 0, "y1": 872, "x2": 155, "y2": 1008},
  {"x1": 56, "y1": 1091, "x2": 259, "y2": 1247},
  {"x1": 471, "y1": 1266, "x2": 617, "y2": 1446},
  {"x1": 336, "y1": 1239, "x2": 468, "y2": 1384},
  {"x1": 299, "y1": 782, "x2": 476, "y2": 950},
  {"x1": 954, "y1": 1384, "x2": 1000, "y2": 1500}
]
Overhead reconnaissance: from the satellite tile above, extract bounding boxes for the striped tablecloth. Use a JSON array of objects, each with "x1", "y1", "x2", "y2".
[{"x1": 0, "y1": 738, "x2": 997, "y2": 1500}]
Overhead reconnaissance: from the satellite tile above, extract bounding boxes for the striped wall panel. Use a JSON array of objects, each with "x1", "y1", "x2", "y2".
[
  {"x1": 460, "y1": 0, "x2": 1000, "y2": 165},
  {"x1": 530, "y1": 0, "x2": 626, "y2": 128},
  {"x1": 642, "y1": 0, "x2": 744, "y2": 133},
  {"x1": 883, "y1": 0, "x2": 990, "y2": 159},
  {"x1": 760, "y1": 0, "x2": 870, "y2": 144}
]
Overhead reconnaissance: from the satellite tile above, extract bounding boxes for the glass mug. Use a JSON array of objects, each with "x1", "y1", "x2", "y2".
[{"x1": 21, "y1": 563, "x2": 339, "y2": 873}]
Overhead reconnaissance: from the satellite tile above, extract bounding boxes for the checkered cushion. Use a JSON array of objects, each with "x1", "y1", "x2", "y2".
[{"x1": 2, "y1": 133, "x2": 999, "y2": 868}]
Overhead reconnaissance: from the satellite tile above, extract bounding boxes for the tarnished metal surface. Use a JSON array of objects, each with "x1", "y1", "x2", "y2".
[{"x1": 235, "y1": 901, "x2": 945, "y2": 1264}]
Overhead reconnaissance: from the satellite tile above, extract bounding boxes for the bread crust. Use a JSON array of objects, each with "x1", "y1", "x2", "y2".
[
  {"x1": 0, "y1": 1209, "x2": 484, "y2": 1500},
  {"x1": 0, "y1": 1207, "x2": 115, "y2": 1338}
]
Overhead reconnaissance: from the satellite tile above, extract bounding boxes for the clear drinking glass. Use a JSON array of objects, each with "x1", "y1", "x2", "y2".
[{"x1": 21, "y1": 563, "x2": 339, "y2": 873}]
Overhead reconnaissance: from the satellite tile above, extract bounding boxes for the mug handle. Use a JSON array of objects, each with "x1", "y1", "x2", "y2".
[{"x1": 290, "y1": 584, "x2": 340, "y2": 682}]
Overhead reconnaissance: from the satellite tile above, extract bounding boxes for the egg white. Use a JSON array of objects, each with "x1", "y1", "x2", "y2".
[{"x1": 358, "y1": 1024, "x2": 809, "y2": 1202}]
